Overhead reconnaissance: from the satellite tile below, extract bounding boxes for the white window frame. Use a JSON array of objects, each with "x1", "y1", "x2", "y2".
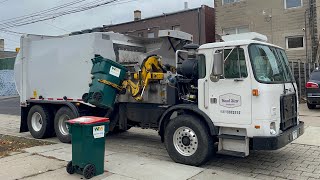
[
  {"x1": 284, "y1": 0, "x2": 303, "y2": 9},
  {"x1": 147, "y1": 32, "x2": 155, "y2": 38},
  {"x1": 223, "y1": 26, "x2": 249, "y2": 35},
  {"x1": 222, "y1": 0, "x2": 241, "y2": 5},
  {"x1": 286, "y1": 36, "x2": 305, "y2": 50}
]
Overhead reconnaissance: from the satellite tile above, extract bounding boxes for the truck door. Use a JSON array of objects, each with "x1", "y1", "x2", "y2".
[{"x1": 207, "y1": 47, "x2": 252, "y2": 125}]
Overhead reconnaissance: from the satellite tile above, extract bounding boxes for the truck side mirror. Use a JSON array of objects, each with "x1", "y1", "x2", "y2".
[
  {"x1": 212, "y1": 53, "x2": 223, "y2": 76},
  {"x1": 210, "y1": 53, "x2": 223, "y2": 82}
]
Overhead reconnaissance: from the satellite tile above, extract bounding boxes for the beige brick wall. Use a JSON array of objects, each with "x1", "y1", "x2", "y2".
[
  {"x1": 215, "y1": 0, "x2": 310, "y2": 62},
  {"x1": 315, "y1": 0, "x2": 320, "y2": 61}
]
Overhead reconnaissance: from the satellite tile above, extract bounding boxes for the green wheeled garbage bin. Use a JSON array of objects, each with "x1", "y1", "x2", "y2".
[
  {"x1": 85, "y1": 54, "x2": 127, "y2": 109},
  {"x1": 66, "y1": 116, "x2": 110, "y2": 179}
]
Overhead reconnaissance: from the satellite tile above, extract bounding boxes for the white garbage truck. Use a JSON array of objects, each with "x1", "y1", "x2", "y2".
[{"x1": 14, "y1": 30, "x2": 304, "y2": 166}]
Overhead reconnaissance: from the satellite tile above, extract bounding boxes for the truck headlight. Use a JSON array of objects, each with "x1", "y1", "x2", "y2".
[{"x1": 270, "y1": 122, "x2": 276, "y2": 135}]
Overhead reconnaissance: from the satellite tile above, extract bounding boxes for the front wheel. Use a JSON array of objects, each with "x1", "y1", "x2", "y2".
[
  {"x1": 54, "y1": 107, "x2": 77, "y2": 143},
  {"x1": 164, "y1": 115, "x2": 214, "y2": 166}
]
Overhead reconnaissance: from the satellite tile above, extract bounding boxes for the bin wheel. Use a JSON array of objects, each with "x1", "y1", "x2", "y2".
[
  {"x1": 66, "y1": 161, "x2": 75, "y2": 174},
  {"x1": 83, "y1": 164, "x2": 96, "y2": 179},
  {"x1": 92, "y1": 92, "x2": 103, "y2": 102}
]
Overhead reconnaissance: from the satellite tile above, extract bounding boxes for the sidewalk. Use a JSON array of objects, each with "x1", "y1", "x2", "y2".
[
  {"x1": 0, "y1": 114, "x2": 253, "y2": 180},
  {"x1": 0, "y1": 143, "x2": 253, "y2": 180}
]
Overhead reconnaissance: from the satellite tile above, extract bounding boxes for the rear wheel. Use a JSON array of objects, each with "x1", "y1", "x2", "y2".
[
  {"x1": 83, "y1": 164, "x2": 96, "y2": 179},
  {"x1": 307, "y1": 103, "x2": 316, "y2": 109},
  {"x1": 27, "y1": 105, "x2": 54, "y2": 139},
  {"x1": 164, "y1": 115, "x2": 214, "y2": 166},
  {"x1": 54, "y1": 107, "x2": 77, "y2": 143}
]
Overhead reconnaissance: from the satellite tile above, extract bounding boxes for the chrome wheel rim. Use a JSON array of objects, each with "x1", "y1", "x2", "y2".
[
  {"x1": 31, "y1": 112, "x2": 43, "y2": 132},
  {"x1": 173, "y1": 126, "x2": 198, "y2": 156},
  {"x1": 58, "y1": 114, "x2": 70, "y2": 136}
]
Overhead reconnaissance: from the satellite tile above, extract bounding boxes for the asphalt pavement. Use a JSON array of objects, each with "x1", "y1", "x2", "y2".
[{"x1": 0, "y1": 96, "x2": 20, "y2": 116}]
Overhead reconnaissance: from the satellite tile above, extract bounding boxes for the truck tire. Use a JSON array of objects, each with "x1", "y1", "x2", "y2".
[
  {"x1": 307, "y1": 103, "x2": 316, "y2": 109},
  {"x1": 164, "y1": 115, "x2": 214, "y2": 166},
  {"x1": 27, "y1": 105, "x2": 54, "y2": 139},
  {"x1": 54, "y1": 107, "x2": 77, "y2": 143}
]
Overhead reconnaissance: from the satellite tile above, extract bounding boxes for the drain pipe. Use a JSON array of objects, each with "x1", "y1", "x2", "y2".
[
  {"x1": 305, "y1": 9, "x2": 308, "y2": 64},
  {"x1": 198, "y1": 8, "x2": 201, "y2": 44}
]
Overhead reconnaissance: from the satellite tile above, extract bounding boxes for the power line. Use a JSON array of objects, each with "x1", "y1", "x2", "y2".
[
  {"x1": 0, "y1": 29, "x2": 24, "y2": 35},
  {"x1": 0, "y1": 0, "x2": 122, "y2": 29},
  {"x1": 0, "y1": 0, "x2": 88, "y2": 31},
  {"x1": 0, "y1": 0, "x2": 87, "y2": 24},
  {"x1": 0, "y1": 0, "x2": 138, "y2": 33},
  {"x1": 42, "y1": 21, "x2": 70, "y2": 32},
  {"x1": 0, "y1": 0, "x2": 9, "y2": 5}
]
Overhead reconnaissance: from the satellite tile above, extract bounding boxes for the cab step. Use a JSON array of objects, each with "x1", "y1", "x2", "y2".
[
  {"x1": 217, "y1": 134, "x2": 249, "y2": 157},
  {"x1": 217, "y1": 150, "x2": 246, "y2": 157}
]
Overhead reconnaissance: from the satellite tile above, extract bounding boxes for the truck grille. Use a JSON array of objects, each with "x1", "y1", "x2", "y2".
[{"x1": 280, "y1": 93, "x2": 298, "y2": 131}]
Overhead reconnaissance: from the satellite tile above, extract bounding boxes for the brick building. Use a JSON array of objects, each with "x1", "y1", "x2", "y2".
[
  {"x1": 101, "y1": 5, "x2": 215, "y2": 45},
  {"x1": 215, "y1": 0, "x2": 320, "y2": 63}
]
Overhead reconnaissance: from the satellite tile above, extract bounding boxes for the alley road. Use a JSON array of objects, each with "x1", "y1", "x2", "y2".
[{"x1": 0, "y1": 97, "x2": 20, "y2": 116}]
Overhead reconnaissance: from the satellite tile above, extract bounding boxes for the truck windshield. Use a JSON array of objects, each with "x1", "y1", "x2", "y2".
[{"x1": 249, "y1": 44, "x2": 294, "y2": 83}]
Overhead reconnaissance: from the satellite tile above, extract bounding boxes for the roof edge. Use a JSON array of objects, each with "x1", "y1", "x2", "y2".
[{"x1": 103, "y1": 5, "x2": 212, "y2": 28}]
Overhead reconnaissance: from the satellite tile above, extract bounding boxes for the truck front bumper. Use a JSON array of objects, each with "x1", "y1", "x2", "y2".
[{"x1": 251, "y1": 121, "x2": 304, "y2": 150}]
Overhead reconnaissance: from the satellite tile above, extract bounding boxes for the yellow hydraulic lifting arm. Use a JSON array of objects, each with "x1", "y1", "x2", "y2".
[
  {"x1": 124, "y1": 55, "x2": 164, "y2": 101},
  {"x1": 98, "y1": 55, "x2": 165, "y2": 101}
]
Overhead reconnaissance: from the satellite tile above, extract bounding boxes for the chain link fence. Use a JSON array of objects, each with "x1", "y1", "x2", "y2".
[{"x1": 0, "y1": 57, "x2": 18, "y2": 96}]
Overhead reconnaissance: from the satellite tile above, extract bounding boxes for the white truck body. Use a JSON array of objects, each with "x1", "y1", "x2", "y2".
[
  {"x1": 15, "y1": 33, "x2": 116, "y2": 104},
  {"x1": 15, "y1": 31, "x2": 192, "y2": 105}
]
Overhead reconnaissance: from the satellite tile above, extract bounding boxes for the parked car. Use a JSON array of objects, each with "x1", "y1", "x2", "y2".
[{"x1": 306, "y1": 69, "x2": 320, "y2": 109}]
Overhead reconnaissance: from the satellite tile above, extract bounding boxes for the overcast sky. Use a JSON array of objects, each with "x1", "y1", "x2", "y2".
[{"x1": 0, "y1": 0, "x2": 214, "y2": 51}]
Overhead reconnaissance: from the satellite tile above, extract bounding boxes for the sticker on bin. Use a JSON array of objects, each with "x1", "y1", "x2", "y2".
[
  {"x1": 67, "y1": 116, "x2": 109, "y2": 125},
  {"x1": 93, "y1": 125, "x2": 105, "y2": 138},
  {"x1": 109, "y1": 66, "x2": 121, "y2": 78}
]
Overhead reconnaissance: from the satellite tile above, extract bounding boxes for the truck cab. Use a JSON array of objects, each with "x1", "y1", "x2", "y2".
[
  {"x1": 160, "y1": 33, "x2": 304, "y2": 165},
  {"x1": 197, "y1": 33, "x2": 304, "y2": 155}
]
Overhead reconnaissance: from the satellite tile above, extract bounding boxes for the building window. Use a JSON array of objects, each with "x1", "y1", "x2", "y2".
[
  {"x1": 138, "y1": 32, "x2": 144, "y2": 37},
  {"x1": 286, "y1": 36, "x2": 304, "y2": 49},
  {"x1": 285, "y1": 0, "x2": 302, "y2": 9},
  {"x1": 223, "y1": 0, "x2": 240, "y2": 5},
  {"x1": 172, "y1": 25, "x2": 181, "y2": 31},
  {"x1": 147, "y1": 32, "x2": 155, "y2": 38},
  {"x1": 223, "y1": 26, "x2": 249, "y2": 35}
]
